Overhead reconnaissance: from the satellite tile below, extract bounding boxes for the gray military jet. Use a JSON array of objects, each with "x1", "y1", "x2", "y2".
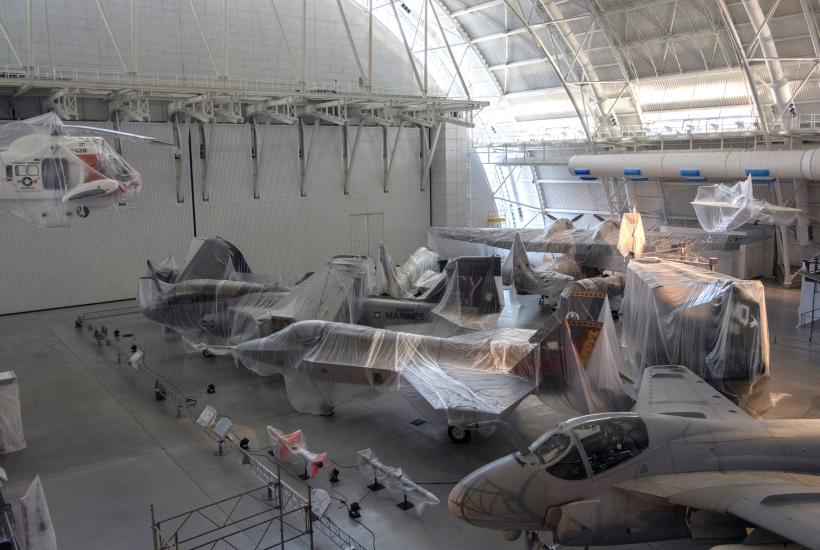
[
  {"x1": 138, "y1": 237, "x2": 505, "y2": 349},
  {"x1": 449, "y1": 365, "x2": 820, "y2": 549},
  {"x1": 224, "y1": 290, "x2": 630, "y2": 443}
]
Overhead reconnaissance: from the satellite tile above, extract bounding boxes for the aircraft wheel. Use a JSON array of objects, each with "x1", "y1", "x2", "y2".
[
  {"x1": 447, "y1": 426, "x2": 472, "y2": 444},
  {"x1": 202, "y1": 349, "x2": 214, "y2": 359},
  {"x1": 76, "y1": 206, "x2": 90, "y2": 218}
]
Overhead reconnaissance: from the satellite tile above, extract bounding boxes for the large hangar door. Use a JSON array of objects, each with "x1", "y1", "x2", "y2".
[{"x1": 350, "y1": 213, "x2": 384, "y2": 256}]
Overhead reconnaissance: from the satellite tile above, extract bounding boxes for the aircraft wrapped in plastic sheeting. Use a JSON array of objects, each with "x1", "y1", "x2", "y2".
[
  {"x1": 357, "y1": 448, "x2": 440, "y2": 514},
  {"x1": 266, "y1": 426, "x2": 326, "y2": 479},
  {"x1": 509, "y1": 233, "x2": 581, "y2": 306},
  {"x1": 430, "y1": 219, "x2": 627, "y2": 273},
  {"x1": 375, "y1": 242, "x2": 441, "y2": 298},
  {"x1": 692, "y1": 175, "x2": 801, "y2": 232},
  {"x1": 0, "y1": 113, "x2": 172, "y2": 227},
  {"x1": 430, "y1": 215, "x2": 768, "y2": 275},
  {"x1": 138, "y1": 237, "x2": 292, "y2": 349},
  {"x1": 450, "y1": 366, "x2": 820, "y2": 549},
  {"x1": 621, "y1": 258, "x2": 771, "y2": 414},
  {"x1": 140, "y1": 237, "x2": 506, "y2": 349},
  {"x1": 225, "y1": 294, "x2": 631, "y2": 441}
]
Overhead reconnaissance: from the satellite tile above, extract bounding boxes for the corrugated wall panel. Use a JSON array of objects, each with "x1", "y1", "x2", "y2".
[{"x1": 191, "y1": 124, "x2": 429, "y2": 284}]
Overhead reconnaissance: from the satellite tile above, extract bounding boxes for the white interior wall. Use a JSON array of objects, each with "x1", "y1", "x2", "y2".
[
  {"x1": 0, "y1": 0, "x2": 421, "y2": 94},
  {"x1": 189, "y1": 123, "x2": 429, "y2": 284},
  {"x1": 0, "y1": 122, "x2": 193, "y2": 314},
  {"x1": 0, "y1": 122, "x2": 429, "y2": 314}
]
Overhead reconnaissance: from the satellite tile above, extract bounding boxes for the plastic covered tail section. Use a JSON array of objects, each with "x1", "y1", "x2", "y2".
[
  {"x1": 431, "y1": 256, "x2": 504, "y2": 330},
  {"x1": 518, "y1": 291, "x2": 632, "y2": 414},
  {"x1": 621, "y1": 257, "x2": 771, "y2": 414},
  {"x1": 0, "y1": 112, "x2": 150, "y2": 227},
  {"x1": 175, "y1": 237, "x2": 253, "y2": 282},
  {"x1": 510, "y1": 233, "x2": 579, "y2": 305},
  {"x1": 376, "y1": 242, "x2": 441, "y2": 298},
  {"x1": 692, "y1": 175, "x2": 800, "y2": 232}
]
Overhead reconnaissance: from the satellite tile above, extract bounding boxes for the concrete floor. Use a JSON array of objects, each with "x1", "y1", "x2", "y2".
[{"x1": 0, "y1": 283, "x2": 818, "y2": 550}]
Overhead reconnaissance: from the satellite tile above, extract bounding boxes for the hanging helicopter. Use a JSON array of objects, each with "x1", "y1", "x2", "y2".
[{"x1": 0, "y1": 112, "x2": 172, "y2": 226}]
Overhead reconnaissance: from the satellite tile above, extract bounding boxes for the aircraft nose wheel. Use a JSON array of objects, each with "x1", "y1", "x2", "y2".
[
  {"x1": 202, "y1": 349, "x2": 214, "y2": 358},
  {"x1": 76, "y1": 206, "x2": 90, "y2": 218},
  {"x1": 447, "y1": 426, "x2": 472, "y2": 444}
]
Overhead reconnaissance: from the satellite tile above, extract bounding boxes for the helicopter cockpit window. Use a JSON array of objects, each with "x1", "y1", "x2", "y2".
[
  {"x1": 533, "y1": 432, "x2": 570, "y2": 464},
  {"x1": 572, "y1": 416, "x2": 648, "y2": 475}
]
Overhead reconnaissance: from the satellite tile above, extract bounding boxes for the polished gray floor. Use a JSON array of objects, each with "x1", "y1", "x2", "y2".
[{"x1": 0, "y1": 283, "x2": 817, "y2": 550}]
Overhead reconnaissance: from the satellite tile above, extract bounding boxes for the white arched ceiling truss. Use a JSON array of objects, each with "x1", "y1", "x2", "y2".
[{"x1": 420, "y1": 0, "x2": 820, "y2": 145}]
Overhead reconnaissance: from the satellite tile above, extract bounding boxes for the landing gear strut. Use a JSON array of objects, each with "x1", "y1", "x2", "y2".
[{"x1": 447, "y1": 425, "x2": 472, "y2": 444}]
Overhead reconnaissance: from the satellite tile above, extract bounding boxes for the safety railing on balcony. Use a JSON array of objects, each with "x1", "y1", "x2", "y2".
[{"x1": 0, "y1": 64, "x2": 468, "y2": 101}]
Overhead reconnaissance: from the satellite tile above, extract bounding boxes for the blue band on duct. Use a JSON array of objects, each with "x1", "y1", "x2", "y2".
[
  {"x1": 574, "y1": 169, "x2": 591, "y2": 175},
  {"x1": 623, "y1": 169, "x2": 641, "y2": 176},
  {"x1": 679, "y1": 169, "x2": 700, "y2": 177},
  {"x1": 745, "y1": 168, "x2": 770, "y2": 177}
]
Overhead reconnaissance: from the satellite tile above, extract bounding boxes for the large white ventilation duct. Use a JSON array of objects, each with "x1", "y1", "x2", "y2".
[{"x1": 568, "y1": 150, "x2": 820, "y2": 181}]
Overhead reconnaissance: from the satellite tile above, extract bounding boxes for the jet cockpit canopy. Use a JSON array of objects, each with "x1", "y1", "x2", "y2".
[{"x1": 531, "y1": 414, "x2": 649, "y2": 481}]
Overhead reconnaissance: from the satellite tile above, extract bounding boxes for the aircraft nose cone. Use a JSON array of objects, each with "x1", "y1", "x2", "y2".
[{"x1": 449, "y1": 454, "x2": 549, "y2": 531}]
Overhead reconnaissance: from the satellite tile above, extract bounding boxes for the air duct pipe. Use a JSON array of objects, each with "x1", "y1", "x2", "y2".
[
  {"x1": 568, "y1": 149, "x2": 820, "y2": 181},
  {"x1": 741, "y1": 0, "x2": 793, "y2": 118}
]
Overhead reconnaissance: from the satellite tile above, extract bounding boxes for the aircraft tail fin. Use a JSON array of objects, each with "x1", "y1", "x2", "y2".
[
  {"x1": 176, "y1": 237, "x2": 252, "y2": 282},
  {"x1": 430, "y1": 255, "x2": 504, "y2": 314}
]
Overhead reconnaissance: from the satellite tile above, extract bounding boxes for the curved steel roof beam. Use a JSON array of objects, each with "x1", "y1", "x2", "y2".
[{"x1": 501, "y1": 0, "x2": 595, "y2": 143}]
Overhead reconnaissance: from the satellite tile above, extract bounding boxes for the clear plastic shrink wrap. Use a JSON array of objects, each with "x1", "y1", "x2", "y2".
[
  {"x1": 621, "y1": 258, "x2": 771, "y2": 413},
  {"x1": 431, "y1": 256, "x2": 504, "y2": 330},
  {"x1": 20, "y1": 476, "x2": 58, "y2": 550},
  {"x1": 266, "y1": 426, "x2": 327, "y2": 479},
  {"x1": 0, "y1": 371, "x2": 25, "y2": 454},
  {"x1": 429, "y1": 219, "x2": 622, "y2": 267},
  {"x1": 559, "y1": 274, "x2": 626, "y2": 312},
  {"x1": 692, "y1": 176, "x2": 800, "y2": 232},
  {"x1": 356, "y1": 448, "x2": 439, "y2": 514},
  {"x1": 376, "y1": 243, "x2": 441, "y2": 298},
  {"x1": 509, "y1": 233, "x2": 580, "y2": 305},
  {"x1": 228, "y1": 292, "x2": 631, "y2": 427},
  {"x1": 0, "y1": 113, "x2": 159, "y2": 227},
  {"x1": 139, "y1": 236, "x2": 292, "y2": 349}
]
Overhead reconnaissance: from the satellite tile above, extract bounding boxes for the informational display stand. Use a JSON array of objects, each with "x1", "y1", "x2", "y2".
[{"x1": 0, "y1": 371, "x2": 25, "y2": 454}]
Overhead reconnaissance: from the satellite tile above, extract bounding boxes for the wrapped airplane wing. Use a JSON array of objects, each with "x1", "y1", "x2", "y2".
[{"x1": 228, "y1": 296, "x2": 632, "y2": 427}]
